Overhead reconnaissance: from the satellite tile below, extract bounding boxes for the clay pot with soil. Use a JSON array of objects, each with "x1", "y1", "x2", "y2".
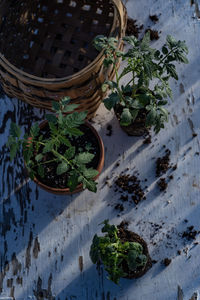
[
  {"x1": 90, "y1": 220, "x2": 152, "y2": 284},
  {"x1": 93, "y1": 33, "x2": 188, "y2": 135},
  {"x1": 8, "y1": 97, "x2": 104, "y2": 195}
]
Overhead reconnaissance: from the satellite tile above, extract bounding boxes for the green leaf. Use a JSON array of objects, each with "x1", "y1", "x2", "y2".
[
  {"x1": 52, "y1": 101, "x2": 60, "y2": 112},
  {"x1": 145, "y1": 108, "x2": 157, "y2": 126},
  {"x1": 61, "y1": 96, "x2": 71, "y2": 106},
  {"x1": 64, "y1": 111, "x2": 87, "y2": 128},
  {"x1": 64, "y1": 146, "x2": 75, "y2": 160},
  {"x1": 130, "y1": 109, "x2": 139, "y2": 122},
  {"x1": 35, "y1": 153, "x2": 43, "y2": 162},
  {"x1": 10, "y1": 142, "x2": 19, "y2": 160},
  {"x1": 58, "y1": 135, "x2": 71, "y2": 147},
  {"x1": 162, "y1": 46, "x2": 168, "y2": 55},
  {"x1": 123, "y1": 35, "x2": 138, "y2": 47},
  {"x1": 120, "y1": 108, "x2": 132, "y2": 126},
  {"x1": 63, "y1": 104, "x2": 79, "y2": 113},
  {"x1": 68, "y1": 171, "x2": 78, "y2": 192},
  {"x1": 83, "y1": 168, "x2": 99, "y2": 179},
  {"x1": 65, "y1": 127, "x2": 83, "y2": 136},
  {"x1": 75, "y1": 152, "x2": 94, "y2": 164},
  {"x1": 10, "y1": 122, "x2": 21, "y2": 138},
  {"x1": 82, "y1": 178, "x2": 97, "y2": 192},
  {"x1": 45, "y1": 114, "x2": 57, "y2": 124},
  {"x1": 38, "y1": 165, "x2": 44, "y2": 178},
  {"x1": 166, "y1": 64, "x2": 178, "y2": 80},
  {"x1": 103, "y1": 93, "x2": 120, "y2": 110},
  {"x1": 56, "y1": 162, "x2": 69, "y2": 175},
  {"x1": 159, "y1": 107, "x2": 169, "y2": 122},
  {"x1": 43, "y1": 140, "x2": 54, "y2": 153}
]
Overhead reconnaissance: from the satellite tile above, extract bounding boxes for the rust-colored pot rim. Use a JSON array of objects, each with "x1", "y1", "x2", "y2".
[{"x1": 31, "y1": 120, "x2": 104, "y2": 195}]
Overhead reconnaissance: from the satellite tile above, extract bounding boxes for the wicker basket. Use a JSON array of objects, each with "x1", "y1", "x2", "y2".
[{"x1": 0, "y1": 0, "x2": 126, "y2": 118}]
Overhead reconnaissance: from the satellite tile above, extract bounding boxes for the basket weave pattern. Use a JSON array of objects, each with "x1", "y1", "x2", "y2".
[{"x1": 0, "y1": 0, "x2": 127, "y2": 117}]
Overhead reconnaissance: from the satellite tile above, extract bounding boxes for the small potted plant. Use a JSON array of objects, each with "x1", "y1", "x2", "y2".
[
  {"x1": 90, "y1": 220, "x2": 152, "y2": 284},
  {"x1": 7, "y1": 97, "x2": 104, "y2": 194},
  {"x1": 94, "y1": 32, "x2": 188, "y2": 135}
]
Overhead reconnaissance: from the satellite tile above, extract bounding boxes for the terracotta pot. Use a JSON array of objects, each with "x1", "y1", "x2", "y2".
[
  {"x1": 117, "y1": 226, "x2": 152, "y2": 279},
  {"x1": 115, "y1": 105, "x2": 149, "y2": 136},
  {"x1": 28, "y1": 120, "x2": 104, "y2": 195}
]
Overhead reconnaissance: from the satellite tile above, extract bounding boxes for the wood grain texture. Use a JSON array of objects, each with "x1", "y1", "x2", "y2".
[{"x1": 0, "y1": 0, "x2": 200, "y2": 299}]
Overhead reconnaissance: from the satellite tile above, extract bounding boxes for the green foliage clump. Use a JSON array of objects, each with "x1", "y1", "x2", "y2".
[
  {"x1": 7, "y1": 97, "x2": 99, "y2": 192},
  {"x1": 93, "y1": 33, "x2": 188, "y2": 133},
  {"x1": 90, "y1": 220, "x2": 147, "y2": 284}
]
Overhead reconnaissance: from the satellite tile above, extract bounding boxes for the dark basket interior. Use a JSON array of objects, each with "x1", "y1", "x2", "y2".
[{"x1": 0, "y1": 0, "x2": 115, "y2": 78}]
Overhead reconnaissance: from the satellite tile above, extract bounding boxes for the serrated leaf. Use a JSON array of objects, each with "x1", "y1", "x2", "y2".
[
  {"x1": 130, "y1": 109, "x2": 139, "y2": 122},
  {"x1": 63, "y1": 103, "x2": 79, "y2": 113},
  {"x1": 56, "y1": 162, "x2": 69, "y2": 175},
  {"x1": 43, "y1": 140, "x2": 54, "y2": 153},
  {"x1": 159, "y1": 107, "x2": 169, "y2": 122},
  {"x1": 38, "y1": 165, "x2": 44, "y2": 178},
  {"x1": 45, "y1": 114, "x2": 57, "y2": 124},
  {"x1": 68, "y1": 171, "x2": 78, "y2": 191},
  {"x1": 75, "y1": 152, "x2": 94, "y2": 164},
  {"x1": 146, "y1": 108, "x2": 157, "y2": 126},
  {"x1": 64, "y1": 146, "x2": 75, "y2": 160},
  {"x1": 120, "y1": 108, "x2": 132, "y2": 126},
  {"x1": 64, "y1": 111, "x2": 87, "y2": 128},
  {"x1": 104, "y1": 93, "x2": 119, "y2": 110},
  {"x1": 10, "y1": 143, "x2": 18, "y2": 160},
  {"x1": 52, "y1": 101, "x2": 60, "y2": 112},
  {"x1": 82, "y1": 178, "x2": 97, "y2": 192},
  {"x1": 65, "y1": 127, "x2": 83, "y2": 136},
  {"x1": 61, "y1": 96, "x2": 70, "y2": 106},
  {"x1": 83, "y1": 168, "x2": 99, "y2": 179},
  {"x1": 58, "y1": 135, "x2": 71, "y2": 147},
  {"x1": 10, "y1": 122, "x2": 21, "y2": 138},
  {"x1": 35, "y1": 153, "x2": 43, "y2": 162}
]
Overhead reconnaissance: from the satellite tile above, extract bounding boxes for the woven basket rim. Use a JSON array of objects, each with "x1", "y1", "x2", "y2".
[{"x1": 0, "y1": 0, "x2": 124, "y2": 85}]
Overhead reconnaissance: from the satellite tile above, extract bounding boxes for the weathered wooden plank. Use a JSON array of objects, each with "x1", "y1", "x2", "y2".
[{"x1": 0, "y1": 0, "x2": 200, "y2": 299}]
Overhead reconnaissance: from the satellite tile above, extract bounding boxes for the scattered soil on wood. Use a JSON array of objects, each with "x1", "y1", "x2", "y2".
[
  {"x1": 106, "y1": 124, "x2": 113, "y2": 136},
  {"x1": 163, "y1": 258, "x2": 171, "y2": 266},
  {"x1": 145, "y1": 29, "x2": 160, "y2": 40},
  {"x1": 115, "y1": 174, "x2": 145, "y2": 205},
  {"x1": 157, "y1": 178, "x2": 168, "y2": 191},
  {"x1": 149, "y1": 15, "x2": 159, "y2": 23},
  {"x1": 156, "y1": 149, "x2": 171, "y2": 177},
  {"x1": 182, "y1": 226, "x2": 199, "y2": 241},
  {"x1": 34, "y1": 124, "x2": 100, "y2": 189},
  {"x1": 126, "y1": 18, "x2": 143, "y2": 38}
]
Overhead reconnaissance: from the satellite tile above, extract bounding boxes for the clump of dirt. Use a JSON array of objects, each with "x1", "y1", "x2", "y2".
[
  {"x1": 115, "y1": 203, "x2": 124, "y2": 212},
  {"x1": 182, "y1": 226, "x2": 199, "y2": 241},
  {"x1": 106, "y1": 124, "x2": 113, "y2": 136},
  {"x1": 149, "y1": 15, "x2": 159, "y2": 23},
  {"x1": 163, "y1": 258, "x2": 171, "y2": 266},
  {"x1": 157, "y1": 178, "x2": 168, "y2": 191},
  {"x1": 145, "y1": 29, "x2": 160, "y2": 40},
  {"x1": 156, "y1": 149, "x2": 171, "y2": 177},
  {"x1": 115, "y1": 174, "x2": 145, "y2": 204},
  {"x1": 126, "y1": 18, "x2": 143, "y2": 38}
]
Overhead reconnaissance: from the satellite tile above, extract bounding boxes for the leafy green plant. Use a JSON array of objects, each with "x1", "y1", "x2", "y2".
[
  {"x1": 7, "y1": 97, "x2": 99, "y2": 192},
  {"x1": 94, "y1": 33, "x2": 188, "y2": 133},
  {"x1": 90, "y1": 220, "x2": 147, "y2": 284}
]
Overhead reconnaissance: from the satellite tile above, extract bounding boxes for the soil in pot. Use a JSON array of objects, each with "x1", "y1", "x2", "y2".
[
  {"x1": 32, "y1": 123, "x2": 101, "y2": 190},
  {"x1": 117, "y1": 221, "x2": 152, "y2": 278},
  {"x1": 115, "y1": 105, "x2": 149, "y2": 136}
]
